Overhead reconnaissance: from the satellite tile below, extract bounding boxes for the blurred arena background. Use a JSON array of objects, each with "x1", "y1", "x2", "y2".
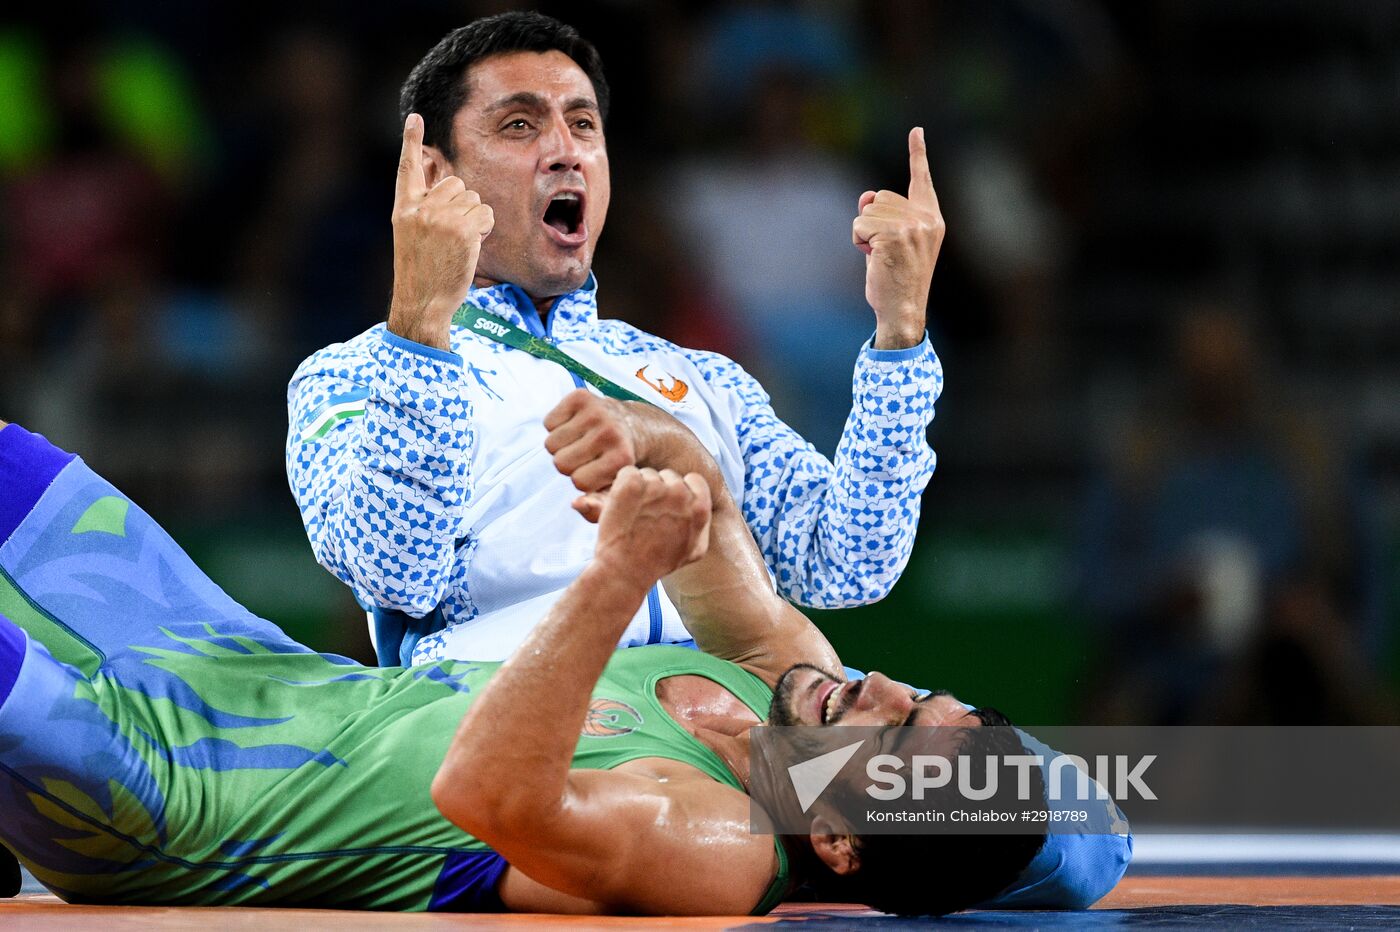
[{"x1": 1, "y1": 0, "x2": 1396, "y2": 727}]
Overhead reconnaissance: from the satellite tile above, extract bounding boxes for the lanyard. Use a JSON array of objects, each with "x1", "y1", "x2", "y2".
[{"x1": 452, "y1": 304, "x2": 652, "y2": 405}]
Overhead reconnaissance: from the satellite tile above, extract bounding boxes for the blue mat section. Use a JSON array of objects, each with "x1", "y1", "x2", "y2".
[{"x1": 18, "y1": 865, "x2": 42, "y2": 895}]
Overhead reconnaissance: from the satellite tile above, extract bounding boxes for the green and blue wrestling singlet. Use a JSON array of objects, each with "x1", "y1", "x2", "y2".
[{"x1": 0, "y1": 425, "x2": 785, "y2": 912}]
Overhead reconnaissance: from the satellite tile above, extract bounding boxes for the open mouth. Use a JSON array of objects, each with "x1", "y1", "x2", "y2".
[
  {"x1": 819, "y1": 682, "x2": 840, "y2": 724},
  {"x1": 819, "y1": 680, "x2": 845, "y2": 724},
  {"x1": 542, "y1": 190, "x2": 585, "y2": 242},
  {"x1": 820, "y1": 678, "x2": 865, "y2": 724}
]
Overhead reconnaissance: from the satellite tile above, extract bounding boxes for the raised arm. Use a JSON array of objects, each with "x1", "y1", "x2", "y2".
[
  {"x1": 689, "y1": 344, "x2": 940, "y2": 608},
  {"x1": 286, "y1": 114, "x2": 491, "y2": 619},
  {"x1": 687, "y1": 127, "x2": 945, "y2": 609},
  {"x1": 431, "y1": 468, "x2": 777, "y2": 914}
]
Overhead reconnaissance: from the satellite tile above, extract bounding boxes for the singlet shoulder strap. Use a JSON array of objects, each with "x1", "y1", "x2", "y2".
[{"x1": 749, "y1": 838, "x2": 790, "y2": 915}]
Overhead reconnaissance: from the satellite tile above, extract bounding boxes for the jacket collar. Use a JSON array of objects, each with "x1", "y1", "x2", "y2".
[{"x1": 468, "y1": 273, "x2": 599, "y2": 341}]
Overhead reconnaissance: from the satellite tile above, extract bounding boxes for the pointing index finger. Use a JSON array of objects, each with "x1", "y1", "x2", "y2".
[
  {"x1": 907, "y1": 126, "x2": 938, "y2": 209},
  {"x1": 397, "y1": 113, "x2": 427, "y2": 201}
]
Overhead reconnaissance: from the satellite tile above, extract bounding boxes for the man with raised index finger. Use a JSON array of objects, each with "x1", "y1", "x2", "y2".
[{"x1": 286, "y1": 11, "x2": 946, "y2": 665}]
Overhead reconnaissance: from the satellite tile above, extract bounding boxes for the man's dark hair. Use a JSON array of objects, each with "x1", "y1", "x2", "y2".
[
  {"x1": 399, "y1": 12, "x2": 610, "y2": 161},
  {"x1": 815, "y1": 709, "x2": 1047, "y2": 917}
]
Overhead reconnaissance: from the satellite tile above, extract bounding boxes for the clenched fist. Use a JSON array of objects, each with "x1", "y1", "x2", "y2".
[
  {"x1": 387, "y1": 113, "x2": 495, "y2": 351},
  {"x1": 544, "y1": 389, "x2": 641, "y2": 492},
  {"x1": 575, "y1": 467, "x2": 712, "y2": 590},
  {"x1": 853, "y1": 127, "x2": 946, "y2": 350}
]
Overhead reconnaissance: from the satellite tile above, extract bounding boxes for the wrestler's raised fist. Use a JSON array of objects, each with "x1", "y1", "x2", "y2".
[
  {"x1": 387, "y1": 113, "x2": 495, "y2": 351},
  {"x1": 580, "y1": 467, "x2": 711, "y2": 589},
  {"x1": 852, "y1": 127, "x2": 946, "y2": 349}
]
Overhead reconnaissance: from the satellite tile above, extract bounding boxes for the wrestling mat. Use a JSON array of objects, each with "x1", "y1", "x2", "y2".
[{"x1": 5, "y1": 835, "x2": 1400, "y2": 929}]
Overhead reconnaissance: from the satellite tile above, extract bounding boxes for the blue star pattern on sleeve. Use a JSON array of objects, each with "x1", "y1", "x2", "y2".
[
  {"x1": 287, "y1": 327, "x2": 477, "y2": 619},
  {"x1": 591, "y1": 320, "x2": 942, "y2": 609}
]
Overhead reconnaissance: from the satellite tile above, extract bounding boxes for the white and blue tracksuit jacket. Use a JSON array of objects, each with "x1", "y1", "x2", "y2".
[{"x1": 286, "y1": 276, "x2": 940, "y2": 663}]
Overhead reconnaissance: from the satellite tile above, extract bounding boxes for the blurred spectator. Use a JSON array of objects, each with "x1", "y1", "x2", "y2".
[
  {"x1": 2, "y1": 29, "x2": 278, "y2": 518},
  {"x1": 857, "y1": 0, "x2": 1122, "y2": 386},
  {"x1": 671, "y1": 4, "x2": 874, "y2": 453},
  {"x1": 218, "y1": 28, "x2": 391, "y2": 357},
  {"x1": 2, "y1": 36, "x2": 175, "y2": 484},
  {"x1": 589, "y1": 174, "x2": 741, "y2": 360},
  {"x1": 3, "y1": 39, "x2": 173, "y2": 325},
  {"x1": 1079, "y1": 302, "x2": 1391, "y2": 724}
]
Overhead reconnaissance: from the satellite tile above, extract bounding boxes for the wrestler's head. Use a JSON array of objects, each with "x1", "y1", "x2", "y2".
[
  {"x1": 768, "y1": 665, "x2": 1047, "y2": 916},
  {"x1": 399, "y1": 13, "x2": 611, "y2": 303}
]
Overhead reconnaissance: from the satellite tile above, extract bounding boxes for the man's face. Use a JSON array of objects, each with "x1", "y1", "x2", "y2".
[
  {"x1": 439, "y1": 50, "x2": 610, "y2": 301},
  {"x1": 769, "y1": 665, "x2": 981, "y2": 728}
]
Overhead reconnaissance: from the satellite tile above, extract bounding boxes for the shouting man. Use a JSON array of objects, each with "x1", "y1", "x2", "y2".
[{"x1": 286, "y1": 12, "x2": 946, "y2": 664}]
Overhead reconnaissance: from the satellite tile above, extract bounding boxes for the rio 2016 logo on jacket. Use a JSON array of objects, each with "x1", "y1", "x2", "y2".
[{"x1": 635, "y1": 365, "x2": 689, "y2": 402}]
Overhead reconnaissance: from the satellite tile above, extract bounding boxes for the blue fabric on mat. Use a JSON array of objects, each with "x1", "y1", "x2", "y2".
[
  {"x1": 0, "y1": 616, "x2": 23, "y2": 710},
  {"x1": 0, "y1": 425, "x2": 75, "y2": 546},
  {"x1": 428, "y1": 848, "x2": 509, "y2": 912}
]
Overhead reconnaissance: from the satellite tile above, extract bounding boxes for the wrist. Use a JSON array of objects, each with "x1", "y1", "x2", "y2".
[
  {"x1": 628, "y1": 406, "x2": 720, "y2": 485},
  {"x1": 585, "y1": 551, "x2": 658, "y2": 603},
  {"x1": 621, "y1": 401, "x2": 659, "y2": 465},
  {"x1": 872, "y1": 298, "x2": 927, "y2": 350},
  {"x1": 388, "y1": 296, "x2": 457, "y2": 351},
  {"x1": 872, "y1": 321, "x2": 926, "y2": 350}
]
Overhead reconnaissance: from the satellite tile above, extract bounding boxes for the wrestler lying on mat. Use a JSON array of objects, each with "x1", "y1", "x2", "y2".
[{"x1": 0, "y1": 416, "x2": 1121, "y2": 915}]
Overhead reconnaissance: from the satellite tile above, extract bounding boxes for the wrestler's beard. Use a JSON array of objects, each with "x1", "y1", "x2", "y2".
[{"x1": 768, "y1": 663, "x2": 841, "y2": 726}]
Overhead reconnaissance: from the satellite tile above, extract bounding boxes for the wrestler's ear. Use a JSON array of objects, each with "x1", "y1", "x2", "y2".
[
  {"x1": 421, "y1": 142, "x2": 453, "y2": 189},
  {"x1": 809, "y1": 815, "x2": 861, "y2": 876}
]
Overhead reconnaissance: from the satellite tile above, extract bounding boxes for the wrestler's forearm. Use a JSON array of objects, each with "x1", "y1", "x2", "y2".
[
  {"x1": 432, "y1": 558, "x2": 649, "y2": 832},
  {"x1": 639, "y1": 414, "x2": 783, "y2": 635},
  {"x1": 642, "y1": 414, "x2": 843, "y2": 680},
  {"x1": 664, "y1": 494, "x2": 801, "y2": 654},
  {"x1": 629, "y1": 402, "x2": 716, "y2": 476}
]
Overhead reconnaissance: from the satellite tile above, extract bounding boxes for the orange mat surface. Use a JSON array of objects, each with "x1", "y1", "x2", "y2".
[{"x1": 3, "y1": 877, "x2": 1399, "y2": 929}]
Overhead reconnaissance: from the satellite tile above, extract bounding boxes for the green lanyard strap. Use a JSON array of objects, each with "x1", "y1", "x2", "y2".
[{"x1": 453, "y1": 304, "x2": 652, "y2": 405}]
